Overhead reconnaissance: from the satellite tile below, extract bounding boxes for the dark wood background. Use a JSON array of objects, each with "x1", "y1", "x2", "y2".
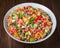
[{"x1": 0, "y1": 0, "x2": 60, "y2": 48}]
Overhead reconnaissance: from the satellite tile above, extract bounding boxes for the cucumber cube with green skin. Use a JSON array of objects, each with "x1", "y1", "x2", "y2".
[
  {"x1": 30, "y1": 38, "x2": 35, "y2": 42},
  {"x1": 42, "y1": 13, "x2": 47, "y2": 17},
  {"x1": 33, "y1": 24, "x2": 38, "y2": 29},
  {"x1": 29, "y1": 24, "x2": 38, "y2": 29},
  {"x1": 18, "y1": 30, "x2": 21, "y2": 35},
  {"x1": 20, "y1": 35, "x2": 26, "y2": 41},
  {"x1": 39, "y1": 20, "x2": 42, "y2": 23},
  {"x1": 25, "y1": 31, "x2": 31, "y2": 35},
  {"x1": 29, "y1": 24, "x2": 34, "y2": 28},
  {"x1": 18, "y1": 30, "x2": 21, "y2": 37},
  {"x1": 12, "y1": 12, "x2": 17, "y2": 17},
  {"x1": 14, "y1": 23, "x2": 18, "y2": 28},
  {"x1": 12, "y1": 19, "x2": 15, "y2": 23}
]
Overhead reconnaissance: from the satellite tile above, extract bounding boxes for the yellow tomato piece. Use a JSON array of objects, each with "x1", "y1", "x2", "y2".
[
  {"x1": 7, "y1": 16, "x2": 12, "y2": 22},
  {"x1": 16, "y1": 8, "x2": 23, "y2": 14},
  {"x1": 23, "y1": 17, "x2": 28, "y2": 22},
  {"x1": 7, "y1": 16, "x2": 12, "y2": 25},
  {"x1": 8, "y1": 26, "x2": 11, "y2": 31},
  {"x1": 32, "y1": 14, "x2": 37, "y2": 18},
  {"x1": 45, "y1": 26, "x2": 49, "y2": 32},
  {"x1": 34, "y1": 32, "x2": 44, "y2": 39},
  {"x1": 39, "y1": 33, "x2": 44, "y2": 38},
  {"x1": 17, "y1": 10, "x2": 23, "y2": 14},
  {"x1": 14, "y1": 32, "x2": 18, "y2": 37},
  {"x1": 47, "y1": 20, "x2": 52, "y2": 26},
  {"x1": 34, "y1": 32, "x2": 40, "y2": 39},
  {"x1": 16, "y1": 8, "x2": 23, "y2": 11}
]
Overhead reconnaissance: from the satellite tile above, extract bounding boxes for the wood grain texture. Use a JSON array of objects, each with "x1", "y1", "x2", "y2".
[{"x1": 0, "y1": 0, "x2": 60, "y2": 48}]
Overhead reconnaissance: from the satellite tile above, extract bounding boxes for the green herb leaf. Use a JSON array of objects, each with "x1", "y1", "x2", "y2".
[
  {"x1": 17, "y1": 12, "x2": 26, "y2": 18},
  {"x1": 29, "y1": 24, "x2": 34, "y2": 28},
  {"x1": 27, "y1": 17, "x2": 36, "y2": 25},
  {"x1": 14, "y1": 22, "x2": 18, "y2": 28},
  {"x1": 30, "y1": 17, "x2": 36, "y2": 21},
  {"x1": 46, "y1": 31, "x2": 50, "y2": 36},
  {"x1": 33, "y1": 8, "x2": 36, "y2": 10}
]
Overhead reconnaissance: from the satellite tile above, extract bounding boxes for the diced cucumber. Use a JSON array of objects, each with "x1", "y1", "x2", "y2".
[
  {"x1": 42, "y1": 13, "x2": 47, "y2": 17},
  {"x1": 12, "y1": 12, "x2": 17, "y2": 17},
  {"x1": 25, "y1": 31, "x2": 31, "y2": 35},
  {"x1": 18, "y1": 30, "x2": 21, "y2": 35},
  {"x1": 25, "y1": 22, "x2": 29, "y2": 25},
  {"x1": 21, "y1": 12, "x2": 26, "y2": 16},
  {"x1": 29, "y1": 24, "x2": 38, "y2": 29},
  {"x1": 20, "y1": 35, "x2": 26, "y2": 41},
  {"x1": 14, "y1": 23, "x2": 18, "y2": 28},
  {"x1": 39, "y1": 20, "x2": 42, "y2": 23},
  {"x1": 12, "y1": 16, "x2": 16, "y2": 19},
  {"x1": 45, "y1": 29, "x2": 48, "y2": 33},
  {"x1": 22, "y1": 26, "x2": 26, "y2": 28},
  {"x1": 30, "y1": 38, "x2": 35, "y2": 42},
  {"x1": 12, "y1": 19, "x2": 15, "y2": 23},
  {"x1": 33, "y1": 8, "x2": 36, "y2": 10},
  {"x1": 17, "y1": 24, "x2": 20, "y2": 27},
  {"x1": 33, "y1": 24, "x2": 38, "y2": 29},
  {"x1": 29, "y1": 24, "x2": 34, "y2": 28}
]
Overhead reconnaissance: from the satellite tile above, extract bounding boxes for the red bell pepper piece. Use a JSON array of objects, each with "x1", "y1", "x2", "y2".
[
  {"x1": 35, "y1": 28, "x2": 41, "y2": 33},
  {"x1": 34, "y1": 15, "x2": 42, "y2": 23},
  {"x1": 10, "y1": 28, "x2": 18, "y2": 34},
  {"x1": 30, "y1": 28, "x2": 34, "y2": 33}
]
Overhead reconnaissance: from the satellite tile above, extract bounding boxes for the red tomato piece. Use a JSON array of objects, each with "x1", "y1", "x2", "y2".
[
  {"x1": 35, "y1": 28, "x2": 41, "y2": 33},
  {"x1": 34, "y1": 15, "x2": 42, "y2": 23},
  {"x1": 10, "y1": 28, "x2": 17, "y2": 34},
  {"x1": 23, "y1": 6, "x2": 28, "y2": 12},
  {"x1": 41, "y1": 18, "x2": 47, "y2": 22},
  {"x1": 41, "y1": 22, "x2": 47, "y2": 27},
  {"x1": 44, "y1": 22, "x2": 47, "y2": 27},
  {"x1": 26, "y1": 10, "x2": 34, "y2": 14},
  {"x1": 16, "y1": 16, "x2": 19, "y2": 23},
  {"x1": 24, "y1": 6, "x2": 27, "y2": 10},
  {"x1": 27, "y1": 6, "x2": 32, "y2": 8},
  {"x1": 38, "y1": 16, "x2": 42, "y2": 20},
  {"x1": 25, "y1": 27, "x2": 29, "y2": 32},
  {"x1": 30, "y1": 28, "x2": 34, "y2": 33},
  {"x1": 17, "y1": 19, "x2": 24, "y2": 26},
  {"x1": 41, "y1": 29, "x2": 45, "y2": 33},
  {"x1": 7, "y1": 16, "x2": 12, "y2": 20},
  {"x1": 35, "y1": 13, "x2": 39, "y2": 17},
  {"x1": 20, "y1": 38, "x2": 22, "y2": 40}
]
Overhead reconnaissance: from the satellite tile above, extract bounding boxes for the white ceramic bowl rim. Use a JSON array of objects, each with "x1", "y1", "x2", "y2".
[{"x1": 3, "y1": 2, "x2": 57, "y2": 44}]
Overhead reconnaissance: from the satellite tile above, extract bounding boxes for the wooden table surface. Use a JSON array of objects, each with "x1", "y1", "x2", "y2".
[{"x1": 0, "y1": 0, "x2": 60, "y2": 48}]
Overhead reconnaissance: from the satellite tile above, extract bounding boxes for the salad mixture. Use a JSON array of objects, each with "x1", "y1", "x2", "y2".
[{"x1": 7, "y1": 6, "x2": 52, "y2": 42}]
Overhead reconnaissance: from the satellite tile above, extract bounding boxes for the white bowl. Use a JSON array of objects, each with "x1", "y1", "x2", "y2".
[{"x1": 3, "y1": 3, "x2": 57, "y2": 44}]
